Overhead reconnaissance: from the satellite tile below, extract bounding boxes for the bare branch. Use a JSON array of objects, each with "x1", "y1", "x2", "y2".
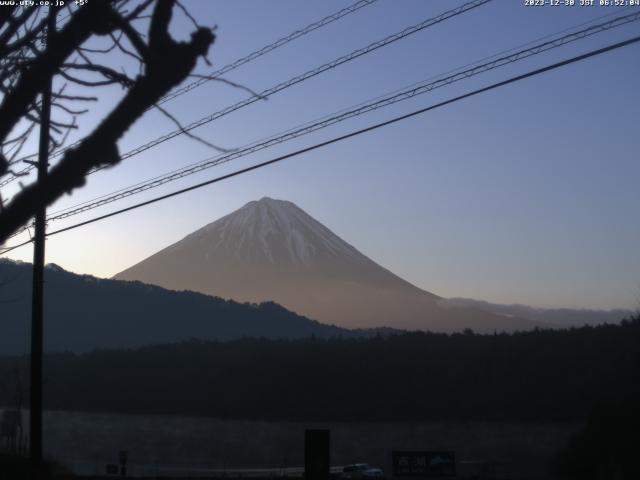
[
  {"x1": 111, "y1": 18, "x2": 149, "y2": 61},
  {"x1": 62, "y1": 62, "x2": 136, "y2": 87},
  {"x1": 59, "y1": 69, "x2": 121, "y2": 87},
  {"x1": 109, "y1": 30, "x2": 144, "y2": 63},
  {"x1": 153, "y1": 103, "x2": 232, "y2": 153},
  {"x1": 123, "y1": 0, "x2": 156, "y2": 21},
  {"x1": 176, "y1": 0, "x2": 200, "y2": 29},
  {"x1": 0, "y1": 0, "x2": 216, "y2": 243},
  {"x1": 0, "y1": 1, "x2": 120, "y2": 142},
  {"x1": 189, "y1": 74, "x2": 267, "y2": 100},
  {"x1": 52, "y1": 93, "x2": 98, "y2": 102},
  {"x1": 1, "y1": 14, "x2": 48, "y2": 57},
  {"x1": 52, "y1": 102, "x2": 88, "y2": 115},
  {"x1": 0, "y1": 6, "x2": 37, "y2": 54}
]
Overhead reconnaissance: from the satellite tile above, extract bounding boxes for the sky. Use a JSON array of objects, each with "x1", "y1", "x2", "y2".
[{"x1": 2, "y1": 0, "x2": 640, "y2": 310}]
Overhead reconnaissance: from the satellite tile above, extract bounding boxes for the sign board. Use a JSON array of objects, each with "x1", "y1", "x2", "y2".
[{"x1": 392, "y1": 451, "x2": 455, "y2": 477}]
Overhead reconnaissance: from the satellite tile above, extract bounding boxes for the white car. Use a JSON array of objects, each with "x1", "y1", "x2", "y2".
[{"x1": 342, "y1": 463, "x2": 384, "y2": 480}]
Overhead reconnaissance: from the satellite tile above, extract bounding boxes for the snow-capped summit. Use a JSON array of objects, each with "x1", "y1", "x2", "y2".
[
  {"x1": 115, "y1": 198, "x2": 537, "y2": 332},
  {"x1": 188, "y1": 197, "x2": 364, "y2": 266}
]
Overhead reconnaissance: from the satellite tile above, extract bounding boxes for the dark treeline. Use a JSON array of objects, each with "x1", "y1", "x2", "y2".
[{"x1": 1, "y1": 317, "x2": 638, "y2": 422}]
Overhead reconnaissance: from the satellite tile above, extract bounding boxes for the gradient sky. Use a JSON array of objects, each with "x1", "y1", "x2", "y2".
[{"x1": 2, "y1": 0, "x2": 640, "y2": 310}]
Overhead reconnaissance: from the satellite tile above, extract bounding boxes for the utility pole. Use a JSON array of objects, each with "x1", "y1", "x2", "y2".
[{"x1": 30, "y1": 6, "x2": 55, "y2": 467}]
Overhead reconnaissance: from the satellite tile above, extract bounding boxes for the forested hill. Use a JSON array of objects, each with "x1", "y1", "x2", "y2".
[
  {"x1": 1, "y1": 318, "x2": 638, "y2": 422},
  {"x1": 0, "y1": 259, "x2": 347, "y2": 354}
]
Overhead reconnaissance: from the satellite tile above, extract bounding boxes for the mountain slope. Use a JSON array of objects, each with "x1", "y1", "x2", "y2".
[
  {"x1": 0, "y1": 259, "x2": 347, "y2": 355},
  {"x1": 115, "y1": 197, "x2": 540, "y2": 332}
]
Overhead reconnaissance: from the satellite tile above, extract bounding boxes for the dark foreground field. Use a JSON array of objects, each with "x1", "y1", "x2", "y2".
[
  {"x1": 27, "y1": 410, "x2": 580, "y2": 479},
  {"x1": 1, "y1": 318, "x2": 638, "y2": 478}
]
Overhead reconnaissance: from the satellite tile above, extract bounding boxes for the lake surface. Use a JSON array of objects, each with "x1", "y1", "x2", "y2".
[{"x1": 2, "y1": 409, "x2": 581, "y2": 479}]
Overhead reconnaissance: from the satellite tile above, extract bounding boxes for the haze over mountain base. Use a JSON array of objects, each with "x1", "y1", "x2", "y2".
[{"x1": 115, "y1": 197, "x2": 541, "y2": 333}]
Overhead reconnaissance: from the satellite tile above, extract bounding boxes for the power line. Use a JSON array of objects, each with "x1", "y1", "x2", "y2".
[
  {"x1": 6, "y1": 8, "x2": 638, "y2": 245},
  {"x1": 0, "y1": 0, "x2": 492, "y2": 186},
  {"x1": 30, "y1": 10, "x2": 640, "y2": 227},
  {"x1": 43, "y1": 6, "x2": 636, "y2": 219},
  {"x1": 156, "y1": 0, "x2": 380, "y2": 106},
  {"x1": 102, "y1": 0, "x2": 492, "y2": 165},
  {"x1": 11, "y1": 8, "x2": 629, "y2": 237},
  {"x1": 7, "y1": 7, "x2": 636, "y2": 239},
  {"x1": 3, "y1": 33, "x2": 638, "y2": 255},
  {"x1": 0, "y1": 0, "x2": 380, "y2": 185}
]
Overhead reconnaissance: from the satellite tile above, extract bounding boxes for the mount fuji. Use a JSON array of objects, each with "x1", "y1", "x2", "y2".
[{"x1": 115, "y1": 197, "x2": 538, "y2": 332}]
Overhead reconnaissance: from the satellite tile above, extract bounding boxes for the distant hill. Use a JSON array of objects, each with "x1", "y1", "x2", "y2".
[
  {"x1": 115, "y1": 197, "x2": 541, "y2": 333},
  {"x1": 0, "y1": 259, "x2": 348, "y2": 355},
  {"x1": 439, "y1": 297, "x2": 634, "y2": 328}
]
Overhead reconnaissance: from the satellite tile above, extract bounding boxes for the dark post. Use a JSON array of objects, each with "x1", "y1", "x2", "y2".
[
  {"x1": 119, "y1": 450, "x2": 128, "y2": 477},
  {"x1": 30, "y1": 6, "x2": 55, "y2": 467},
  {"x1": 304, "y1": 429, "x2": 330, "y2": 480}
]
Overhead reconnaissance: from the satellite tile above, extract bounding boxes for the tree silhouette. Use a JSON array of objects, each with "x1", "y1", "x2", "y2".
[{"x1": 0, "y1": 0, "x2": 215, "y2": 244}]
